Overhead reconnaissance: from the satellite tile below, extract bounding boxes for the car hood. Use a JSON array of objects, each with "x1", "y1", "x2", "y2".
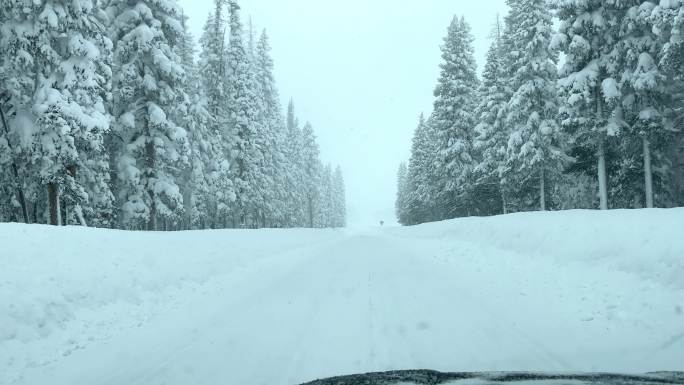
[{"x1": 299, "y1": 370, "x2": 684, "y2": 385}]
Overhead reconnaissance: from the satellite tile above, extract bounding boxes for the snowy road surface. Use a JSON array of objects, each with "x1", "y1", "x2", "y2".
[{"x1": 2, "y1": 210, "x2": 684, "y2": 385}]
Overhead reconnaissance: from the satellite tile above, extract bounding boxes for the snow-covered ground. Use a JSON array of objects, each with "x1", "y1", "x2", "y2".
[{"x1": 1, "y1": 209, "x2": 683, "y2": 385}]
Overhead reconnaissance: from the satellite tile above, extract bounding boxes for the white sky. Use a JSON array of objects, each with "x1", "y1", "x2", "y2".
[{"x1": 178, "y1": 0, "x2": 509, "y2": 227}]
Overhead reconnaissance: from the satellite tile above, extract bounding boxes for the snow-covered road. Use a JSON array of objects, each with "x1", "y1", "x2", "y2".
[{"x1": 3, "y1": 210, "x2": 684, "y2": 385}]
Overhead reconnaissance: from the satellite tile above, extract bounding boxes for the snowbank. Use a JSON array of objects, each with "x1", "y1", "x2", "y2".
[
  {"x1": 390, "y1": 208, "x2": 684, "y2": 289},
  {"x1": 0, "y1": 225, "x2": 341, "y2": 382}
]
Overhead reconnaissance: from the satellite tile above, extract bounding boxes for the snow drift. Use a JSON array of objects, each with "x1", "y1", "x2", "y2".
[
  {"x1": 390, "y1": 208, "x2": 684, "y2": 289},
  {"x1": 0, "y1": 226, "x2": 342, "y2": 383}
]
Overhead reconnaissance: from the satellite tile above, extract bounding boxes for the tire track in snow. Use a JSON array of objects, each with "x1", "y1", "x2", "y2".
[{"x1": 660, "y1": 331, "x2": 684, "y2": 350}]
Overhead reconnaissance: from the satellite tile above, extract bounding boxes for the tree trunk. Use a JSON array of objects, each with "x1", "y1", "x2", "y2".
[
  {"x1": 75, "y1": 205, "x2": 87, "y2": 227},
  {"x1": 539, "y1": 167, "x2": 546, "y2": 211},
  {"x1": 643, "y1": 136, "x2": 654, "y2": 208},
  {"x1": 148, "y1": 208, "x2": 156, "y2": 231},
  {"x1": 595, "y1": 84, "x2": 609, "y2": 211},
  {"x1": 57, "y1": 190, "x2": 62, "y2": 226},
  {"x1": 307, "y1": 196, "x2": 314, "y2": 228},
  {"x1": 501, "y1": 186, "x2": 508, "y2": 215},
  {"x1": 145, "y1": 140, "x2": 157, "y2": 231},
  {"x1": 14, "y1": 171, "x2": 29, "y2": 223},
  {"x1": 63, "y1": 199, "x2": 69, "y2": 226},
  {"x1": 0, "y1": 101, "x2": 29, "y2": 223},
  {"x1": 597, "y1": 140, "x2": 608, "y2": 210},
  {"x1": 48, "y1": 183, "x2": 60, "y2": 226}
]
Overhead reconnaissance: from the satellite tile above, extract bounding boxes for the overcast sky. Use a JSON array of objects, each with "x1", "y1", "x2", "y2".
[{"x1": 178, "y1": 0, "x2": 509, "y2": 227}]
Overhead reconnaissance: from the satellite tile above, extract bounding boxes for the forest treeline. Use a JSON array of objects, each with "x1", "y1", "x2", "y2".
[
  {"x1": 0, "y1": 0, "x2": 346, "y2": 230},
  {"x1": 396, "y1": 0, "x2": 684, "y2": 226}
]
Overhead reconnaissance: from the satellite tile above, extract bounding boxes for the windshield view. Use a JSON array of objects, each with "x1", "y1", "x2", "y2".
[{"x1": 1, "y1": 0, "x2": 683, "y2": 384}]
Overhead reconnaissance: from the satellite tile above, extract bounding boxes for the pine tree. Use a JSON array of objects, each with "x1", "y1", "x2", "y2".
[
  {"x1": 432, "y1": 16, "x2": 479, "y2": 218},
  {"x1": 405, "y1": 114, "x2": 440, "y2": 225},
  {"x1": 651, "y1": 0, "x2": 684, "y2": 206},
  {"x1": 199, "y1": 0, "x2": 227, "y2": 123},
  {"x1": 177, "y1": 11, "x2": 214, "y2": 229},
  {"x1": 474, "y1": 16, "x2": 510, "y2": 214},
  {"x1": 652, "y1": 0, "x2": 684, "y2": 121},
  {"x1": 244, "y1": 27, "x2": 276, "y2": 228},
  {"x1": 618, "y1": 1, "x2": 673, "y2": 208},
  {"x1": 395, "y1": 162, "x2": 409, "y2": 225},
  {"x1": 0, "y1": 2, "x2": 37, "y2": 224},
  {"x1": 71, "y1": 2, "x2": 116, "y2": 228},
  {"x1": 552, "y1": 0, "x2": 628, "y2": 210},
  {"x1": 301, "y1": 121, "x2": 322, "y2": 228},
  {"x1": 183, "y1": 92, "x2": 215, "y2": 229},
  {"x1": 504, "y1": 0, "x2": 563, "y2": 211},
  {"x1": 198, "y1": 0, "x2": 235, "y2": 228},
  {"x1": 0, "y1": 92, "x2": 29, "y2": 223},
  {"x1": 226, "y1": 0, "x2": 263, "y2": 227},
  {"x1": 332, "y1": 165, "x2": 347, "y2": 227},
  {"x1": 283, "y1": 100, "x2": 306, "y2": 227},
  {"x1": 317, "y1": 163, "x2": 334, "y2": 228},
  {"x1": 255, "y1": 30, "x2": 288, "y2": 227},
  {"x1": 109, "y1": 0, "x2": 189, "y2": 230}
]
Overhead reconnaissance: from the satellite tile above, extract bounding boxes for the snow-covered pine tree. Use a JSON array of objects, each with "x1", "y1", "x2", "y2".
[
  {"x1": 226, "y1": 0, "x2": 264, "y2": 228},
  {"x1": 109, "y1": 0, "x2": 190, "y2": 230},
  {"x1": 552, "y1": 0, "x2": 628, "y2": 210},
  {"x1": 300, "y1": 121, "x2": 322, "y2": 228},
  {"x1": 198, "y1": 0, "x2": 227, "y2": 121},
  {"x1": 0, "y1": 94, "x2": 30, "y2": 223},
  {"x1": 183, "y1": 94, "x2": 215, "y2": 229},
  {"x1": 255, "y1": 30, "x2": 288, "y2": 227},
  {"x1": 176, "y1": 11, "x2": 213, "y2": 229},
  {"x1": 198, "y1": 0, "x2": 235, "y2": 228},
  {"x1": 432, "y1": 16, "x2": 479, "y2": 218},
  {"x1": 317, "y1": 163, "x2": 334, "y2": 228},
  {"x1": 283, "y1": 100, "x2": 307, "y2": 227},
  {"x1": 244, "y1": 25, "x2": 275, "y2": 229},
  {"x1": 332, "y1": 165, "x2": 347, "y2": 227},
  {"x1": 617, "y1": 1, "x2": 670, "y2": 208},
  {"x1": 652, "y1": 0, "x2": 684, "y2": 118},
  {"x1": 395, "y1": 162, "x2": 409, "y2": 225},
  {"x1": 1, "y1": 0, "x2": 114, "y2": 226},
  {"x1": 404, "y1": 114, "x2": 441, "y2": 225},
  {"x1": 651, "y1": 0, "x2": 684, "y2": 205},
  {"x1": 177, "y1": 11, "x2": 195, "y2": 71},
  {"x1": 503, "y1": 0, "x2": 563, "y2": 212},
  {"x1": 61, "y1": 1, "x2": 115, "y2": 228},
  {"x1": 474, "y1": 16, "x2": 510, "y2": 215},
  {"x1": 0, "y1": 4, "x2": 35, "y2": 223}
]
